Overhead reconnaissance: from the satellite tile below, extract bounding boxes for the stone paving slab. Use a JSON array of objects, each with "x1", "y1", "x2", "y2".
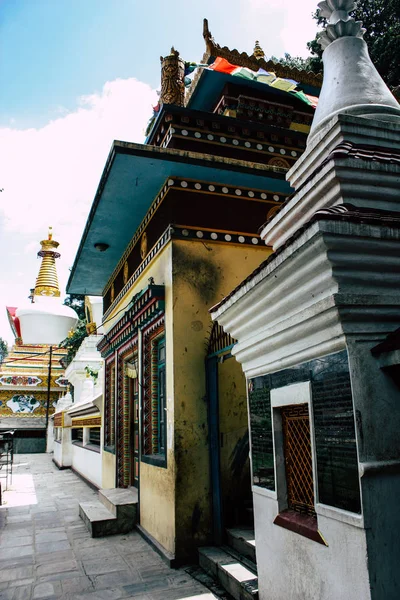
[{"x1": 0, "y1": 454, "x2": 218, "y2": 600}]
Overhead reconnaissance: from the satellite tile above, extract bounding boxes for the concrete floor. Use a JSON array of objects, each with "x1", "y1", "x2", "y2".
[{"x1": 0, "y1": 454, "x2": 216, "y2": 600}]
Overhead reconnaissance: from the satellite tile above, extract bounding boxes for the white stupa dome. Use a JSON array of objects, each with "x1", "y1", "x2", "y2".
[{"x1": 16, "y1": 228, "x2": 79, "y2": 345}]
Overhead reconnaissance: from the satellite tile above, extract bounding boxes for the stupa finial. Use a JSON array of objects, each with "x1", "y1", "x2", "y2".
[
  {"x1": 34, "y1": 228, "x2": 61, "y2": 298},
  {"x1": 317, "y1": 0, "x2": 365, "y2": 50},
  {"x1": 253, "y1": 41, "x2": 265, "y2": 59},
  {"x1": 308, "y1": 0, "x2": 400, "y2": 142}
]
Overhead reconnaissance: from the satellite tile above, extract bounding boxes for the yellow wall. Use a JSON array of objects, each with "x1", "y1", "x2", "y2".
[
  {"x1": 172, "y1": 239, "x2": 271, "y2": 558},
  {"x1": 103, "y1": 237, "x2": 270, "y2": 560},
  {"x1": 102, "y1": 243, "x2": 176, "y2": 556}
]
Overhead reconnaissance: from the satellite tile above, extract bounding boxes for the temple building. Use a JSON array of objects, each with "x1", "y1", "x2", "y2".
[
  {"x1": 67, "y1": 18, "x2": 321, "y2": 566},
  {"x1": 0, "y1": 230, "x2": 78, "y2": 453},
  {"x1": 211, "y1": 2, "x2": 400, "y2": 599}
]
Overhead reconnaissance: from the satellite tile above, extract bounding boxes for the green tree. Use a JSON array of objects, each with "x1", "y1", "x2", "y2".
[
  {"x1": 0, "y1": 337, "x2": 8, "y2": 363},
  {"x1": 63, "y1": 293, "x2": 86, "y2": 320},
  {"x1": 307, "y1": 0, "x2": 400, "y2": 89},
  {"x1": 59, "y1": 294, "x2": 88, "y2": 366},
  {"x1": 270, "y1": 53, "x2": 312, "y2": 71}
]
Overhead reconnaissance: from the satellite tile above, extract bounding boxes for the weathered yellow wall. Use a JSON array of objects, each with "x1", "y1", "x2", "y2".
[
  {"x1": 218, "y1": 356, "x2": 252, "y2": 527},
  {"x1": 172, "y1": 239, "x2": 270, "y2": 558},
  {"x1": 102, "y1": 449, "x2": 116, "y2": 488},
  {"x1": 103, "y1": 243, "x2": 176, "y2": 556}
]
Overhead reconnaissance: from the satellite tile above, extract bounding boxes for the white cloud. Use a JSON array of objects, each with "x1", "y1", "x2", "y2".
[
  {"x1": 0, "y1": 77, "x2": 157, "y2": 345},
  {"x1": 239, "y1": 0, "x2": 321, "y2": 58}
]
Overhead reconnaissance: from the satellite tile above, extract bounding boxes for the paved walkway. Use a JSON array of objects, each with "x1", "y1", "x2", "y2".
[{"x1": 0, "y1": 454, "x2": 215, "y2": 600}]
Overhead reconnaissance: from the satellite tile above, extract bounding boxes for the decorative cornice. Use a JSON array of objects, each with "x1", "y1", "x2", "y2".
[
  {"x1": 99, "y1": 285, "x2": 165, "y2": 357},
  {"x1": 202, "y1": 18, "x2": 322, "y2": 88}
]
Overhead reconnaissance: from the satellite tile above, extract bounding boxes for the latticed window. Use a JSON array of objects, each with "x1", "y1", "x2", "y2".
[{"x1": 281, "y1": 404, "x2": 315, "y2": 517}]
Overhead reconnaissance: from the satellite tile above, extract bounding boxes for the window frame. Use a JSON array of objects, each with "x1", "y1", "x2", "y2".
[
  {"x1": 141, "y1": 329, "x2": 167, "y2": 468},
  {"x1": 271, "y1": 381, "x2": 317, "y2": 515}
]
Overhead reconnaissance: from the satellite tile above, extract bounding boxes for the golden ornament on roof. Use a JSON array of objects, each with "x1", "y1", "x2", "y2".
[{"x1": 253, "y1": 41, "x2": 265, "y2": 59}]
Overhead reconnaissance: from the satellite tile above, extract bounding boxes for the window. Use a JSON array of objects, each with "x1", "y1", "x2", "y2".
[
  {"x1": 281, "y1": 404, "x2": 315, "y2": 516},
  {"x1": 89, "y1": 427, "x2": 101, "y2": 446},
  {"x1": 72, "y1": 428, "x2": 83, "y2": 443},
  {"x1": 142, "y1": 322, "x2": 167, "y2": 466},
  {"x1": 157, "y1": 339, "x2": 166, "y2": 454}
]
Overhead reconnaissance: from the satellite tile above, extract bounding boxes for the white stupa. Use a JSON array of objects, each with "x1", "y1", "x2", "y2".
[{"x1": 17, "y1": 228, "x2": 79, "y2": 344}]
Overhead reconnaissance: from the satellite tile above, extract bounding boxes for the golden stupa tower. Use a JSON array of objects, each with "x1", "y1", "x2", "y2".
[
  {"x1": 34, "y1": 227, "x2": 61, "y2": 298},
  {"x1": 16, "y1": 228, "x2": 78, "y2": 345}
]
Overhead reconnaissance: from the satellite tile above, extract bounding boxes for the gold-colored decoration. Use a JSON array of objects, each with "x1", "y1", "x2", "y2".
[
  {"x1": 268, "y1": 157, "x2": 290, "y2": 169},
  {"x1": 110, "y1": 283, "x2": 115, "y2": 304},
  {"x1": 160, "y1": 47, "x2": 185, "y2": 106},
  {"x1": 123, "y1": 261, "x2": 129, "y2": 285},
  {"x1": 34, "y1": 226, "x2": 61, "y2": 297},
  {"x1": 86, "y1": 322, "x2": 97, "y2": 335},
  {"x1": 253, "y1": 40, "x2": 265, "y2": 59},
  {"x1": 71, "y1": 416, "x2": 101, "y2": 428},
  {"x1": 54, "y1": 413, "x2": 63, "y2": 428},
  {"x1": 140, "y1": 232, "x2": 148, "y2": 260}
]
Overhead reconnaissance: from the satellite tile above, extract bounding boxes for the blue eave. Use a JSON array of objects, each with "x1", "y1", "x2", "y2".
[
  {"x1": 186, "y1": 69, "x2": 320, "y2": 113},
  {"x1": 67, "y1": 141, "x2": 292, "y2": 296}
]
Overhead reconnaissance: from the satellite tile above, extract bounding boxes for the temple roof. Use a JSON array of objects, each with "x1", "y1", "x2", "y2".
[
  {"x1": 185, "y1": 19, "x2": 322, "y2": 109},
  {"x1": 67, "y1": 141, "x2": 292, "y2": 296}
]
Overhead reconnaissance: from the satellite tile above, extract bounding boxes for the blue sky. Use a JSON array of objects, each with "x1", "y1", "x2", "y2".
[{"x1": 0, "y1": 0, "x2": 320, "y2": 344}]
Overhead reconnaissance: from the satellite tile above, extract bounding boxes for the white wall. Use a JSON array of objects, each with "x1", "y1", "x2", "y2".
[
  {"x1": 253, "y1": 490, "x2": 371, "y2": 600},
  {"x1": 72, "y1": 443, "x2": 102, "y2": 488}
]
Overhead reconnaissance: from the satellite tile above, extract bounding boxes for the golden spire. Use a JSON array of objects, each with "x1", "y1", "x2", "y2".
[
  {"x1": 34, "y1": 227, "x2": 61, "y2": 297},
  {"x1": 253, "y1": 40, "x2": 265, "y2": 59}
]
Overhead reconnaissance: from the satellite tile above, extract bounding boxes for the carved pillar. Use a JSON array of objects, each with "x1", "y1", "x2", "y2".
[{"x1": 160, "y1": 47, "x2": 185, "y2": 107}]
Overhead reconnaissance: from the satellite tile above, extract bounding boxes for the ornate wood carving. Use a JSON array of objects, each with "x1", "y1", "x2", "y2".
[{"x1": 160, "y1": 48, "x2": 185, "y2": 107}]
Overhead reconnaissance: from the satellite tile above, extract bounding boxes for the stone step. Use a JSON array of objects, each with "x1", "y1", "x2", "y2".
[
  {"x1": 199, "y1": 546, "x2": 258, "y2": 600},
  {"x1": 226, "y1": 528, "x2": 257, "y2": 564},
  {"x1": 80, "y1": 487, "x2": 138, "y2": 537},
  {"x1": 99, "y1": 487, "x2": 138, "y2": 519},
  {"x1": 79, "y1": 501, "x2": 119, "y2": 538}
]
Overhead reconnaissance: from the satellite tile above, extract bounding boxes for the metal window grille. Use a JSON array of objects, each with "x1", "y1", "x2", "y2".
[
  {"x1": 281, "y1": 403, "x2": 315, "y2": 516},
  {"x1": 89, "y1": 427, "x2": 101, "y2": 446}
]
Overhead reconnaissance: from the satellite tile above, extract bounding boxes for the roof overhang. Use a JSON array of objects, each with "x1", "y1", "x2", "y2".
[
  {"x1": 186, "y1": 70, "x2": 319, "y2": 114},
  {"x1": 67, "y1": 142, "x2": 292, "y2": 296}
]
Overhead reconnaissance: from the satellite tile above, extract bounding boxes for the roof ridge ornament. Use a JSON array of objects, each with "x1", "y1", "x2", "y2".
[
  {"x1": 308, "y1": 0, "x2": 400, "y2": 142},
  {"x1": 253, "y1": 41, "x2": 265, "y2": 59},
  {"x1": 317, "y1": 0, "x2": 365, "y2": 50}
]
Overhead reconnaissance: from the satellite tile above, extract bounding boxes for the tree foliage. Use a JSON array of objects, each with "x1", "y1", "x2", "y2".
[
  {"x1": 270, "y1": 53, "x2": 312, "y2": 71},
  {"x1": 63, "y1": 293, "x2": 86, "y2": 320},
  {"x1": 0, "y1": 337, "x2": 8, "y2": 363},
  {"x1": 59, "y1": 294, "x2": 88, "y2": 366},
  {"x1": 307, "y1": 0, "x2": 400, "y2": 89}
]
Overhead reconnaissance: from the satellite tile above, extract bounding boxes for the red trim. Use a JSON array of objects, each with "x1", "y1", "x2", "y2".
[{"x1": 274, "y1": 510, "x2": 328, "y2": 546}]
